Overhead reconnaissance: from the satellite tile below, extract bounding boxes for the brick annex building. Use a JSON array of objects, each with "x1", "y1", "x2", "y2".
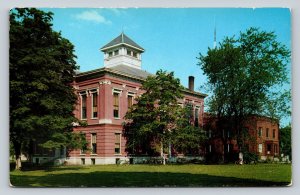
[
  {"x1": 66, "y1": 33, "x2": 206, "y2": 165},
  {"x1": 204, "y1": 114, "x2": 280, "y2": 163}
]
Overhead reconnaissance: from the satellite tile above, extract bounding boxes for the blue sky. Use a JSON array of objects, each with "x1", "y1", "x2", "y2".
[{"x1": 42, "y1": 8, "x2": 291, "y2": 124}]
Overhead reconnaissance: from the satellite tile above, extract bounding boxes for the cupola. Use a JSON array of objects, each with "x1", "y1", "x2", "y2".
[{"x1": 100, "y1": 32, "x2": 144, "y2": 69}]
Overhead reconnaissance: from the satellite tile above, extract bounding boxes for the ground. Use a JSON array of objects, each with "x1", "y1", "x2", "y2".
[{"x1": 10, "y1": 164, "x2": 291, "y2": 187}]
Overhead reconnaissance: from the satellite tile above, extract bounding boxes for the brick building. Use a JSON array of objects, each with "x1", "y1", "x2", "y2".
[
  {"x1": 63, "y1": 33, "x2": 206, "y2": 165},
  {"x1": 204, "y1": 114, "x2": 280, "y2": 163}
]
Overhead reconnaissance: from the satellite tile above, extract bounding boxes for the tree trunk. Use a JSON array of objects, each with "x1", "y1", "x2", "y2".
[
  {"x1": 160, "y1": 141, "x2": 165, "y2": 165},
  {"x1": 14, "y1": 141, "x2": 22, "y2": 170}
]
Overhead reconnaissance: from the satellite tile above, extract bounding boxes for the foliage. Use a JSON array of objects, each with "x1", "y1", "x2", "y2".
[
  {"x1": 280, "y1": 124, "x2": 292, "y2": 160},
  {"x1": 171, "y1": 103, "x2": 207, "y2": 155},
  {"x1": 243, "y1": 151, "x2": 258, "y2": 163},
  {"x1": 124, "y1": 70, "x2": 184, "y2": 156},
  {"x1": 198, "y1": 27, "x2": 290, "y2": 150},
  {"x1": 42, "y1": 132, "x2": 88, "y2": 151},
  {"x1": 9, "y1": 8, "x2": 83, "y2": 169}
]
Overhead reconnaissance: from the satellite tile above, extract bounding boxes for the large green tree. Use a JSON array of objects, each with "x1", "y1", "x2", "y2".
[
  {"x1": 171, "y1": 103, "x2": 206, "y2": 155},
  {"x1": 10, "y1": 8, "x2": 84, "y2": 169},
  {"x1": 124, "y1": 70, "x2": 205, "y2": 163},
  {"x1": 198, "y1": 28, "x2": 290, "y2": 156},
  {"x1": 124, "y1": 70, "x2": 183, "y2": 161}
]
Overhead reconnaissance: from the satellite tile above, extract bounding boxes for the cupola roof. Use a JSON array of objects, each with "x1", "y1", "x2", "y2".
[{"x1": 101, "y1": 32, "x2": 144, "y2": 52}]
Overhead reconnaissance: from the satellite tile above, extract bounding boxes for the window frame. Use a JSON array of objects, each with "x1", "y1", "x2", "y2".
[
  {"x1": 90, "y1": 89, "x2": 99, "y2": 119},
  {"x1": 91, "y1": 133, "x2": 97, "y2": 155},
  {"x1": 258, "y1": 127, "x2": 263, "y2": 137},
  {"x1": 115, "y1": 133, "x2": 121, "y2": 155},
  {"x1": 258, "y1": 144, "x2": 263, "y2": 153},
  {"x1": 112, "y1": 89, "x2": 122, "y2": 119},
  {"x1": 80, "y1": 91, "x2": 87, "y2": 120},
  {"x1": 127, "y1": 92, "x2": 134, "y2": 109},
  {"x1": 114, "y1": 49, "x2": 119, "y2": 55}
]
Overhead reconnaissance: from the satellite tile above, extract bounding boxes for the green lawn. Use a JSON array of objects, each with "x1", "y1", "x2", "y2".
[{"x1": 10, "y1": 164, "x2": 291, "y2": 187}]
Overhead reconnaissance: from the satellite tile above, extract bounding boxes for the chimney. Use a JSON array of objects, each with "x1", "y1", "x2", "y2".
[{"x1": 188, "y1": 76, "x2": 194, "y2": 91}]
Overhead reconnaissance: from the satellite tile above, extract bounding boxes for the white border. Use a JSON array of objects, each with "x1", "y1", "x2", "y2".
[{"x1": 1, "y1": 1, "x2": 299, "y2": 195}]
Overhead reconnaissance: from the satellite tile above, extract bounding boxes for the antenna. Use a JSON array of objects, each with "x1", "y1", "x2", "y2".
[
  {"x1": 121, "y1": 26, "x2": 124, "y2": 43},
  {"x1": 213, "y1": 15, "x2": 217, "y2": 49}
]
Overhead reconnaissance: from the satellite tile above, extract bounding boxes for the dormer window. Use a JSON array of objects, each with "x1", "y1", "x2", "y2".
[
  {"x1": 114, "y1": 50, "x2": 119, "y2": 55},
  {"x1": 127, "y1": 49, "x2": 131, "y2": 55},
  {"x1": 108, "y1": 52, "x2": 113, "y2": 57}
]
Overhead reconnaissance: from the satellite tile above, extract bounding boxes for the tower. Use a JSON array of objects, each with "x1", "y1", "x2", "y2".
[{"x1": 100, "y1": 32, "x2": 145, "y2": 69}]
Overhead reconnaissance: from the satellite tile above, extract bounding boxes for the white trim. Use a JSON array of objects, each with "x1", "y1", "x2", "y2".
[
  {"x1": 112, "y1": 88, "x2": 122, "y2": 95},
  {"x1": 99, "y1": 80, "x2": 111, "y2": 85},
  {"x1": 101, "y1": 43, "x2": 144, "y2": 52},
  {"x1": 127, "y1": 91, "x2": 135, "y2": 96},
  {"x1": 99, "y1": 119, "x2": 112, "y2": 124}
]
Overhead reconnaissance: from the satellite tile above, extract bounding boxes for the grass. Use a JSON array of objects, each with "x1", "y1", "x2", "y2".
[{"x1": 10, "y1": 164, "x2": 292, "y2": 187}]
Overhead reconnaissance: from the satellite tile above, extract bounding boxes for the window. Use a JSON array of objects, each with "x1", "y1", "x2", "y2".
[
  {"x1": 92, "y1": 92, "x2": 98, "y2": 118},
  {"x1": 81, "y1": 93, "x2": 87, "y2": 119},
  {"x1": 113, "y1": 92, "x2": 120, "y2": 118},
  {"x1": 115, "y1": 133, "x2": 121, "y2": 154},
  {"x1": 91, "y1": 133, "x2": 97, "y2": 154},
  {"x1": 258, "y1": 127, "x2": 262, "y2": 137},
  {"x1": 133, "y1": 52, "x2": 137, "y2": 58},
  {"x1": 258, "y1": 144, "x2": 263, "y2": 153},
  {"x1": 273, "y1": 129, "x2": 276, "y2": 138},
  {"x1": 266, "y1": 128, "x2": 269, "y2": 138},
  {"x1": 128, "y1": 95, "x2": 133, "y2": 109},
  {"x1": 267, "y1": 144, "x2": 271, "y2": 154},
  {"x1": 109, "y1": 52, "x2": 113, "y2": 57},
  {"x1": 81, "y1": 158, "x2": 85, "y2": 165},
  {"x1": 91, "y1": 158, "x2": 95, "y2": 165},
  {"x1": 127, "y1": 49, "x2": 131, "y2": 55},
  {"x1": 194, "y1": 107, "x2": 199, "y2": 127},
  {"x1": 274, "y1": 144, "x2": 278, "y2": 154},
  {"x1": 209, "y1": 144, "x2": 212, "y2": 153},
  {"x1": 114, "y1": 50, "x2": 119, "y2": 55}
]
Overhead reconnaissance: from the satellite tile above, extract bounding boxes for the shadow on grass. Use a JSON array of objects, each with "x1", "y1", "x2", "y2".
[
  {"x1": 10, "y1": 162, "x2": 87, "y2": 172},
  {"x1": 10, "y1": 171, "x2": 290, "y2": 187}
]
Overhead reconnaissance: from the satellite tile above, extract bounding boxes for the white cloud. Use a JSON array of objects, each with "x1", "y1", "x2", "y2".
[{"x1": 74, "y1": 10, "x2": 111, "y2": 24}]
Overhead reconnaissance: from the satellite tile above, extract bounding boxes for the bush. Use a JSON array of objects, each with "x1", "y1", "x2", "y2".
[{"x1": 243, "y1": 152, "x2": 258, "y2": 164}]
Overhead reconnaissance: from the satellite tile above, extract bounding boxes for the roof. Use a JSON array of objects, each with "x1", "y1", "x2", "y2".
[
  {"x1": 76, "y1": 65, "x2": 207, "y2": 98},
  {"x1": 101, "y1": 32, "x2": 144, "y2": 52},
  {"x1": 108, "y1": 65, "x2": 152, "y2": 80}
]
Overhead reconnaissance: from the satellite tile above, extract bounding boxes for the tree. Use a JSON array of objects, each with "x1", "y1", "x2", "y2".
[
  {"x1": 280, "y1": 124, "x2": 291, "y2": 160},
  {"x1": 124, "y1": 70, "x2": 183, "y2": 163},
  {"x1": 198, "y1": 28, "x2": 290, "y2": 158},
  {"x1": 171, "y1": 103, "x2": 206, "y2": 155},
  {"x1": 10, "y1": 8, "x2": 84, "y2": 169}
]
